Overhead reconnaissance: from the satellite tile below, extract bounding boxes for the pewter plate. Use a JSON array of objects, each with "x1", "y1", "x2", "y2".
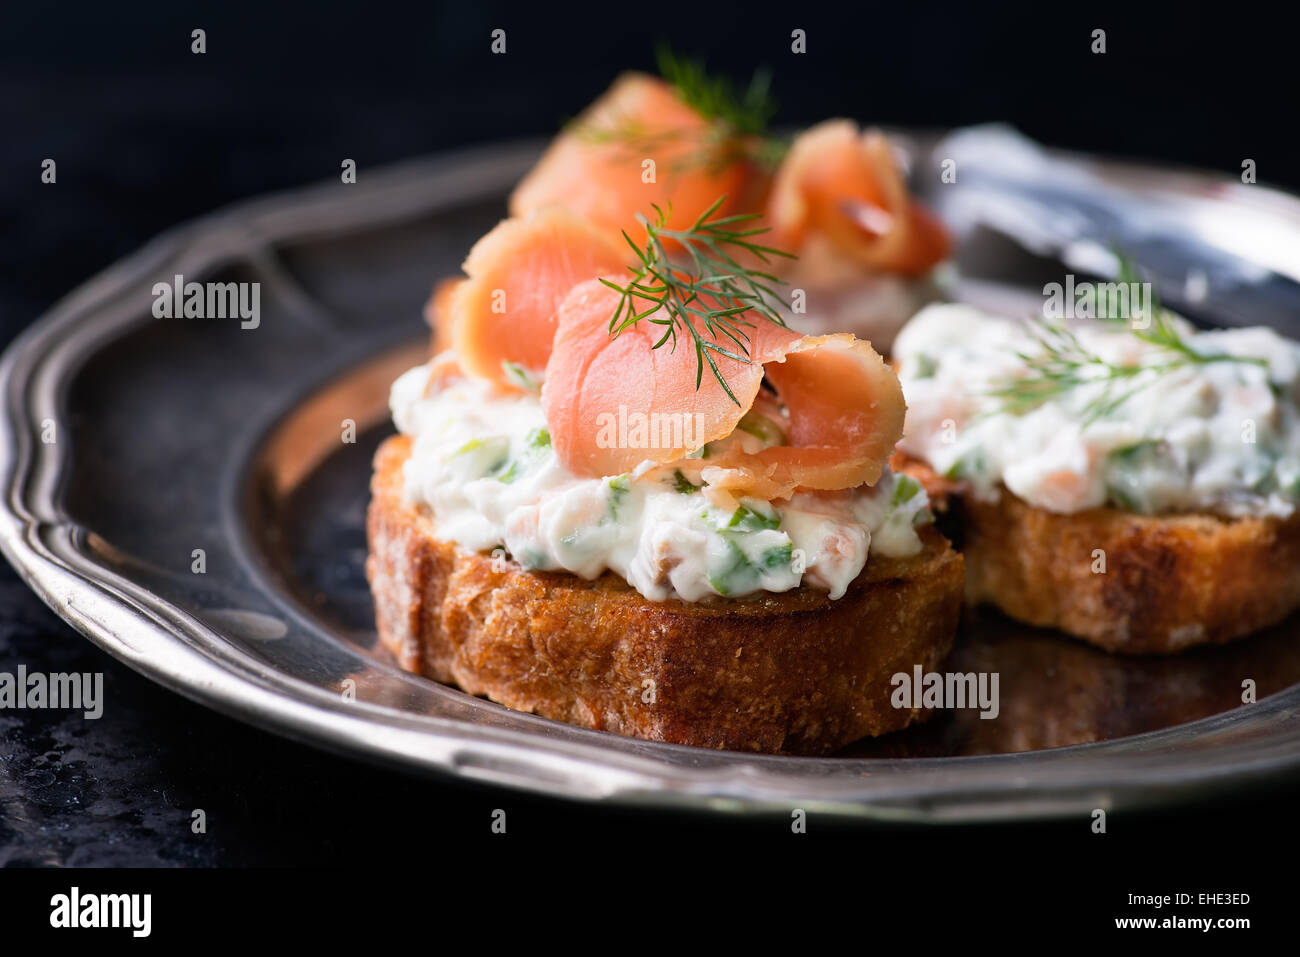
[{"x1": 4, "y1": 135, "x2": 1300, "y2": 822}]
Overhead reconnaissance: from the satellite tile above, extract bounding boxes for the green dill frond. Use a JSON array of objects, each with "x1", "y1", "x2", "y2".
[
  {"x1": 990, "y1": 255, "x2": 1269, "y2": 420},
  {"x1": 570, "y1": 47, "x2": 787, "y2": 174},
  {"x1": 655, "y1": 45, "x2": 777, "y2": 138},
  {"x1": 602, "y1": 195, "x2": 796, "y2": 405}
]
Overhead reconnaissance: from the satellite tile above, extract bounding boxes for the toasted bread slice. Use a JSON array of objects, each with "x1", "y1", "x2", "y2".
[
  {"x1": 367, "y1": 436, "x2": 965, "y2": 755},
  {"x1": 895, "y1": 454, "x2": 1300, "y2": 654}
]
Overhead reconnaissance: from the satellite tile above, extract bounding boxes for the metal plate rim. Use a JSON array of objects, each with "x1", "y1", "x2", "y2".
[{"x1": 3, "y1": 136, "x2": 1300, "y2": 822}]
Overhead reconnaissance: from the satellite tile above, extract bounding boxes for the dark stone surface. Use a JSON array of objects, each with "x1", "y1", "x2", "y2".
[{"x1": 2, "y1": 2, "x2": 1299, "y2": 868}]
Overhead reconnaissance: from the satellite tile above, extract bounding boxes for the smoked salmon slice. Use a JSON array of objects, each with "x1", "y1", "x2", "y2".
[
  {"x1": 511, "y1": 64, "x2": 947, "y2": 284},
  {"x1": 509, "y1": 73, "x2": 762, "y2": 243},
  {"x1": 541, "y1": 278, "x2": 905, "y2": 497},
  {"x1": 766, "y1": 120, "x2": 949, "y2": 276},
  {"x1": 444, "y1": 201, "x2": 906, "y2": 500},
  {"x1": 447, "y1": 207, "x2": 628, "y2": 388}
]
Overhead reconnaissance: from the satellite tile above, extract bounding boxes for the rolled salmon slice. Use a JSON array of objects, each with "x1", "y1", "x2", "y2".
[
  {"x1": 509, "y1": 72, "x2": 760, "y2": 241},
  {"x1": 542, "y1": 278, "x2": 905, "y2": 497},
  {"x1": 695, "y1": 332, "x2": 906, "y2": 498},
  {"x1": 448, "y1": 207, "x2": 628, "y2": 388},
  {"x1": 767, "y1": 120, "x2": 949, "y2": 276}
]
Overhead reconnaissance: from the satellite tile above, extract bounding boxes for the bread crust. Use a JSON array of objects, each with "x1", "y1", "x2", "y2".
[
  {"x1": 894, "y1": 453, "x2": 1300, "y2": 654},
  {"x1": 367, "y1": 435, "x2": 965, "y2": 754}
]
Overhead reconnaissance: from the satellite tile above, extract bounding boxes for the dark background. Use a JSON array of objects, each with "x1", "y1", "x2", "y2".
[{"x1": 1, "y1": 0, "x2": 1298, "y2": 895}]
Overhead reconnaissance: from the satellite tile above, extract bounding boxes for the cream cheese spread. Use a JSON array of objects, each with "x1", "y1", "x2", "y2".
[
  {"x1": 390, "y1": 360, "x2": 931, "y2": 602},
  {"x1": 894, "y1": 303, "x2": 1300, "y2": 517}
]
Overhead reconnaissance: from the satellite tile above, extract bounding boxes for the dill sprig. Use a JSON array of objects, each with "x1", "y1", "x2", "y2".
[
  {"x1": 988, "y1": 321, "x2": 1171, "y2": 421},
  {"x1": 1106, "y1": 256, "x2": 1217, "y2": 363},
  {"x1": 990, "y1": 258, "x2": 1268, "y2": 420},
  {"x1": 601, "y1": 195, "x2": 795, "y2": 405},
  {"x1": 572, "y1": 47, "x2": 786, "y2": 173},
  {"x1": 655, "y1": 45, "x2": 776, "y2": 139}
]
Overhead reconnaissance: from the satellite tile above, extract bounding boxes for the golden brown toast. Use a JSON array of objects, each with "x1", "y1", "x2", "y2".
[
  {"x1": 367, "y1": 435, "x2": 965, "y2": 754},
  {"x1": 894, "y1": 453, "x2": 1300, "y2": 654}
]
